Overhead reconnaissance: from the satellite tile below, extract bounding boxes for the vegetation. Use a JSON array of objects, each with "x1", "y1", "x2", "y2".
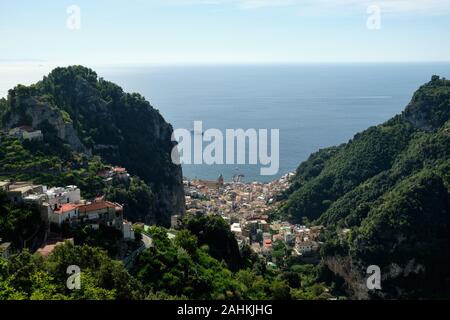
[
  {"x1": 0, "y1": 133, "x2": 157, "y2": 224},
  {"x1": 280, "y1": 76, "x2": 450, "y2": 298},
  {"x1": 0, "y1": 65, "x2": 183, "y2": 226},
  {"x1": 0, "y1": 244, "x2": 143, "y2": 300},
  {"x1": 0, "y1": 190, "x2": 43, "y2": 248},
  {"x1": 1, "y1": 213, "x2": 333, "y2": 300}
]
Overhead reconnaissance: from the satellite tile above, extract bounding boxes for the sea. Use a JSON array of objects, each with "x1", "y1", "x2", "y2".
[{"x1": 2, "y1": 63, "x2": 450, "y2": 182}]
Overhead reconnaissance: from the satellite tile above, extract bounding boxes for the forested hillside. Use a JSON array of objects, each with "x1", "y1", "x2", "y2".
[
  {"x1": 0, "y1": 66, "x2": 184, "y2": 225},
  {"x1": 280, "y1": 76, "x2": 450, "y2": 298}
]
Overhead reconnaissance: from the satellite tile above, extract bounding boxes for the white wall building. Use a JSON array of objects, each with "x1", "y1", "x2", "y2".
[
  {"x1": 46, "y1": 185, "x2": 81, "y2": 209},
  {"x1": 123, "y1": 221, "x2": 135, "y2": 240},
  {"x1": 49, "y1": 203, "x2": 79, "y2": 225}
]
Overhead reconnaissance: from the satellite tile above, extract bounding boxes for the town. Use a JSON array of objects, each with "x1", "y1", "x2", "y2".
[
  {"x1": 0, "y1": 122, "x2": 322, "y2": 269},
  {"x1": 182, "y1": 172, "x2": 323, "y2": 267},
  {"x1": 0, "y1": 167, "x2": 136, "y2": 259}
]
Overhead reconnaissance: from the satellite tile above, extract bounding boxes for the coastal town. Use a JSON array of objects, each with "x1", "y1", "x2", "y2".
[
  {"x1": 0, "y1": 165, "x2": 136, "y2": 260},
  {"x1": 0, "y1": 125, "x2": 322, "y2": 267},
  {"x1": 182, "y1": 172, "x2": 323, "y2": 266},
  {"x1": 0, "y1": 167, "x2": 323, "y2": 268}
]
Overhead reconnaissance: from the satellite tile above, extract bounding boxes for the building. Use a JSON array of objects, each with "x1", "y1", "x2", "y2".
[
  {"x1": 50, "y1": 203, "x2": 79, "y2": 225},
  {"x1": 5, "y1": 182, "x2": 44, "y2": 204},
  {"x1": 76, "y1": 200, "x2": 124, "y2": 230},
  {"x1": 122, "y1": 221, "x2": 135, "y2": 240},
  {"x1": 297, "y1": 241, "x2": 314, "y2": 254},
  {"x1": 46, "y1": 185, "x2": 81, "y2": 208},
  {"x1": 112, "y1": 167, "x2": 130, "y2": 182},
  {"x1": 9, "y1": 126, "x2": 43, "y2": 141},
  {"x1": 231, "y1": 223, "x2": 242, "y2": 235},
  {"x1": 284, "y1": 232, "x2": 295, "y2": 245}
]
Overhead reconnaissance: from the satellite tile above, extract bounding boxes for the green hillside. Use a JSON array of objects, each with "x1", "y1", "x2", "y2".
[
  {"x1": 0, "y1": 66, "x2": 184, "y2": 225},
  {"x1": 279, "y1": 76, "x2": 450, "y2": 298}
]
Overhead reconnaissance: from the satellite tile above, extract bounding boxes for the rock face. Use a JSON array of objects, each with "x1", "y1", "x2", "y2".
[
  {"x1": 2, "y1": 66, "x2": 185, "y2": 226},
  {"x1": 324, "y1": 256, "x2": 369, "y2": 300},
  {"x1": 3, "y1": 96, "x2": 90, "y2": 154}
]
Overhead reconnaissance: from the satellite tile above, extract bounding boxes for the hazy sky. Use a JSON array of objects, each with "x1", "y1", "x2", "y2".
[{"x1": 1, "y1": 0, "x2": 450, "y2": 64}]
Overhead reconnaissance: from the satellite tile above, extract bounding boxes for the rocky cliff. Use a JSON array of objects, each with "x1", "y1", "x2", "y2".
[{"x1": 0, "y1": 66, "x2": 185, "y2": 226}]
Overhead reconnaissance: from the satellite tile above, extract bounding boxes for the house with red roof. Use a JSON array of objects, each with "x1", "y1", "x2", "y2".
[
  {"x1": 49, "y1": 199, "x2": 124, "y2": 231},
  {"x1": 50, "y1": 203, "x2": 79, "y2": 225},
  {"x1": 76, "y1": 200, "x2": 124, "y2": 230}
]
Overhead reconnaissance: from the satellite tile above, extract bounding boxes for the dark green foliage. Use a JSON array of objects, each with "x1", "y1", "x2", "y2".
[
  {"x1": 280, "y1": 76, "x2": 450, "y2": 298},
  {"x1": 33, "y1": 66, "x2": 180, "y2": 187},
  {"x1": 0, "y1": 65, "x2": 183, "y2": 225},
  {"x1": 404, "y1": 75, "x2": 450, "y2": 131},
  {"x1": 106, "y1": 177, "x2": 154, "y2": 223},
  {"x1": 281, "y1": 118, "x2": 414, "y2": 222},
  {"x1": 181, "y1": 215, "x2": 243, "y2": 271},
  {"x1": 61, "y1": 224, "x2": 124, "y2": 257},
  {"x1": 0, "y1": 244, "x2": 143, "y2": 300},
  {"x1": 0, "y1": 134, "x2": 157, "y2": 222},
  {"x1": 351, "y1": 169, "x2": 450, "y2": 298},
  {"x1": 0, "y1": 190, "x2": 43, "y2": 247},
  {"x1": 132, "y1": 226, "x2": 243, "y2": 299}
]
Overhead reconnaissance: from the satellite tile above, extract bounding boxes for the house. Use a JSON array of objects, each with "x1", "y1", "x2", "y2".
[
  {"x1": 50, "y1": 203, "x2": 79, "y2": 225},
  {"x1": 296, "y1": 241, "x2": 314, "y2": 254},
  {"x1": 9, "y1": 126, "x2": 43, "y2": 141},
  {"x1": 6, "y1": 182, "x2": 44, "y2": 204},
  {"x1": 112, "y1": 167, "x2": 130, "y2": 182},
  {"x1": 231, "y1": 223, "x2": 242, "y2": 235},
  {"x1": 46, "y1": 185, "x2": 81, "y2": 208},
  {"x1": 77, "y1": 200, "x2": 124, "y2": 230},
  {"x1": 284, "y1": 232, "x2": 295, "y2": 245}
]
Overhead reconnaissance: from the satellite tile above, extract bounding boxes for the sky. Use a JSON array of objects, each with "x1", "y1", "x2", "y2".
[{"x1": 0, "y1": 0, "x2": 450, "y2": 64}]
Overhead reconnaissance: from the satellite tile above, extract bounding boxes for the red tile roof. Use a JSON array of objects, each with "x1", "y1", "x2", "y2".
[
  {"x1": 54, "y1": 203, "x2": 78, "y2": 215},
  {"x1": 77, "y1": 200, "x2": 123, "y2": 214}
]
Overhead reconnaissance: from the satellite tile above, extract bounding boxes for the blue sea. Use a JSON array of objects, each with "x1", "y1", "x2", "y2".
[{"x1": 3, "y1": 63, "x2": 450, "y2": 182}]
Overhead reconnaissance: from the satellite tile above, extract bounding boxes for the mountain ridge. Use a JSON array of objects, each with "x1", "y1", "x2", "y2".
[{"x1": 279, "y1": 75, "x2": 450, "y2": 298}]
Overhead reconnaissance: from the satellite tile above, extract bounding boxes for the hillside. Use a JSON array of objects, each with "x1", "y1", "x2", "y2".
[
  {"x1": 0, "y1": 66, "x2": 184, "y2": 226},
  {"x1": 279, "y1": 76, "x2": 450, "y2": 299}
]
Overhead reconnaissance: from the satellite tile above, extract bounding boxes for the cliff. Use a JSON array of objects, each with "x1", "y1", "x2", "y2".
[{"x1": 0, "y1": 66, "x2": 185, "y2": 226}]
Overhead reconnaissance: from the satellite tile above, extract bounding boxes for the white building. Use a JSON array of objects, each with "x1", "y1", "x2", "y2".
[
  {"x1": 231, "y1": 223, "x2": 242, "y2": 235},
  {"x1": 9, "y1": 126, "x2": 43, "y2": 141},
  {"x1": 297, "y1": 241, "x2": 314, "y2": 254},
  {"x1": 49, "y1": 203, "x2": 79, "y2": 225},
  {"x1": 46, "y1": 185, "x2": 81, "y2": 209},
  {"x1": 123, "y1": 221, "x2": 135, "y2": 240}
]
